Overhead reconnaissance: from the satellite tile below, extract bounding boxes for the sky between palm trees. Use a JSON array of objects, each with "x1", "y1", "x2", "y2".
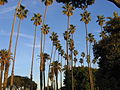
[{"x1": 0, "y1": 0, "x2": 119, "y2": 89}]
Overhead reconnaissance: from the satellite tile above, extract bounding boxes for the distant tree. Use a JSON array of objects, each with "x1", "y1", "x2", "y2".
[
  {"x1": 50, "y1": 61, "x2": 61, "y2": 90},
  {"x1": 7, "y1": 76, "x2": 37, "y2": 90},
  {"x1": 93, "y1": 14, "x2": 120, "y2": 90}
]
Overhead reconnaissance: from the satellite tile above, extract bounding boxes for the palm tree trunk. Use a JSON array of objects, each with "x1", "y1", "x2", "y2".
[
  {"x1": 58, "y1": 51, "x2": 59, "y2": 62},
  {"x1": 71, "y1": 51, "x2": 74, "y2": 90},
  {"x1": 56, "y1": 75, "x2": 58, "y2": 90},
  {"x1": 89, "y1": 42, "x2": 94, "y2": 90},
  {"x1": 85, "y1": 24, "x2": 94, "y2": 90},
  {"x1": 60, "y1": 56, "x2": 62, "y2": 90},
  {"x1": 7, "y1": 0, "x2": 22, "y2": 89},
  {"x1": 43, "y1": 34, "x2": 46, "y2": 53},
  {"x1": 44, "y1": 68, "x2": 45, "y2": 90},
  {"x1": 53, "y1": 48, "x2": 57, "y2": 62},
  {"x1": 71, "y1": 34, "x2": 74, "y2": 90},
  {"x1": 47, "y1": 44, "x2": 54, "y2": 90},
  {"x1": 66, "y1": 15, "x2": 70, "y2": 90},
  {"x1": 30, "y1": 26, "x2": 37, "y2": 90},
  {"x1": 3, "y1": 63, "x2": 10, "y2": 90},
  {"x1": 10, "y1": 20, "x2": 21, "y2": 90},
  {"x1": 40, "y1": 5, "x2": 48, "y2": 90}
]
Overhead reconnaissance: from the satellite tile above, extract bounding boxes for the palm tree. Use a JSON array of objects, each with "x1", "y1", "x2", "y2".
[
  {"x1": 30, "y1": 13, "x2": 42, "y2": 90},
  {"x1": 41, "y1": 0, "x2": 54, "y2": 24},
  {"x1": 92, "y1": 58, "x2": 97, "y2": 68},
  {"x1": 10, "y1": 4, "x2": 28, "y2": 89},
  {"x1": 96, "y1": 15, "x2": 105, "y2": 31},
  {"x1": 80, "y1": 10, "x2": 94, "y2": 90},
  {"x1": 0, "y1": 0, "x2": 7, "y2": 5},
  {"x1": 4, "y1": 0, "x2": 22, "y2": 89},
  {"x1": 48, "y1": 72, "x2": 54, "y2": 89},
  {"x1": 79, "y1": 58, "x2": 83, "y2": 66},
  {"x1": 62, "y1": 4, "x2": 74, "y2": 89},
  {"x1": 0, "y1": 49, "x2": 12, "y2": 90},
  {"x1": 100, "y1": 31, "x2": 107, "y2": 38},
  {"x1": 47, "y1": 32, "x2": 58, "y2": 90},
  {"x1": 41, "y1": 24, "x2": 50, "y2": 52},
  {"x1": 40, "y1": 1, "x2": 54, "y2": 89},
  {"x1": 59, "y1": 49, "x2": 64, "y2": 89},
  {"x1": 50, "y1": 61, "x2": 61, "y2": 90},
  {"x1": 73, "y1": 49, "x2": 78, "y2": 66},
  {"x1": 74, "y1": 57, "x2": 77, "y2": 67},
  {"x1": 81, "y1": 52, "x2": 85, "y2": 66},
  {"x1": 88, "y1": 33, "x2": 96, "y2": 57},
  {"x1": 62, "y1": 3, "x2": 74, "y2": 30},
  {"x1": 62, "y1": 3, "x2": 74, "y2": 67},
  {"x1": 69, "y1": 24, "x2": 76, "y2": 39}
]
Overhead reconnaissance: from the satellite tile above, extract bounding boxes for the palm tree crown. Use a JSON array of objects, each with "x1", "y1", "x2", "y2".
[
  {"x1": 62, "y1": 3, "x2": 74, "y2": 16},
  {"x1": 80, "y1": 10, "x2": 91, "y2": 24},
  {"x1": 50, "y1": 61, "x2": 61, "y2": 76},
  {"x1": 41, "y1": 24, "x2": 50, "y2": 35},
  {"x1": 16, "y1": 4, "x2": 28, "y2": 20},
  {"x1": 42, "y1": 0, "x2": 54, "y2": 6},
  {"x1": 31, "y1": 13, "x2": 42, "y2": 26},
  {"x1": 96, "y1": 15, "x2": 105, "y2": 27}
]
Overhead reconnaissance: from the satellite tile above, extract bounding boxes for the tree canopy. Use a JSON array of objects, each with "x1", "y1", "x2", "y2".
[
  {"x1": 7, "y1": 76, "x2": 37, "y2": 90},
  {"x1": 93, "y1": 15, "x2": 120, "y2": 90}
]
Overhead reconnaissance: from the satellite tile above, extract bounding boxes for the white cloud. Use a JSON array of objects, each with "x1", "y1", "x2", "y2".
[
  {"x1": 0, "y1": 30, "x2": 33, "y2": 39},
  {"x1": 0, "y1": 5, "x2": 16, "y2": 14},
  {"x1": 24, "y1": 43, "x2": 40, "y2": 48}
]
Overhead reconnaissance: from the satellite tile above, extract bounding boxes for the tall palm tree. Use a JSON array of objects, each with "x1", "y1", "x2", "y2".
[
  {"x1": 47, "y1": 32, "x2": 58, "y2": 90},
  {"x1": 3, "y1": 0, "x2": 22, "y2": 89},
  {"x1": 50, "y1": 61, "x2": 61, "y2": 90},
  {"x1": 59, "y1": 49, "x2": 64, "y2": 89},
  {"x1": 0, "y1": 0, "x2": 7, "y2": 5},
  {"x1": 0, "y1": 49, "x2": 12, "y2": 90},
  {"x1": 40, "y1": 1, "x2": 54, "y2": 90},
  {"x1": 80, "y1": 10, "x2": 94, "y2": 90},
  {"x1": 96, "y1": 15, "x2": 105, "y2": 31},
  {"x1": 10, "y1": 4, "x2": 28, "y2": 89},
  {"x1": 62, "y1": 4, "x2": 74, "y2": 89},
  {"x1": 62, "y1": 3, "x2": 74, "y2": 67},
  {"x1": 30, "y1": 13, "x2": 42, "y2": 90}
]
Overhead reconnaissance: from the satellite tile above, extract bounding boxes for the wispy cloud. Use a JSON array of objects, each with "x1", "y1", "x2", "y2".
[
  {"x1": 24, "y1": 43, "x2": 40, "y2": 48},
  {"x1": 0, "y1": 5, "x2": 16, "y2": 14},
  {"x1": 0, "y1": 30, "x2": 33, "y2": 39}
]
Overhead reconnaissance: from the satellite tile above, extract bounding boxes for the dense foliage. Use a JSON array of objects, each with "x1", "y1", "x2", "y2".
[
  {"x1": 93, "y1": 16, "x2": 120, "y2": 90},
  {"x1": 7, "y1": 76, "x2": 37, "y2": 90},
  {"x1": 63, "y1": 67, "x2": 97, "y2": 90}
]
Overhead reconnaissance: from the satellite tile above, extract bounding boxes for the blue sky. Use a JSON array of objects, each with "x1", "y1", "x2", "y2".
[{"x1": 0, "y1": 0, "x2": 120, "y2": 89}]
